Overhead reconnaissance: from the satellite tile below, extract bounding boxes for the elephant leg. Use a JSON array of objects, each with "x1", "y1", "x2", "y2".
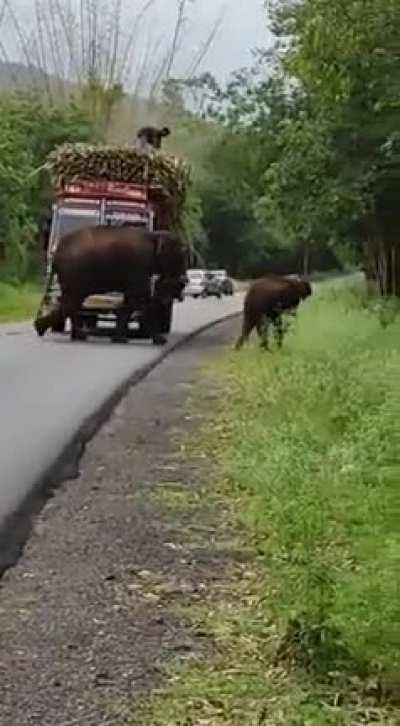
[
  {"x1": 257, "y1": 315, "x2": 271, "y2": 350},
  {"x1": 234, "y1": 314, "x2": 256, "y2": 350},
  {"x1": 148, "y1": 298, "x2": 168, "y2": 346},
  {"x1": 58, "y1": 294, "x2": 85, "y2": 341},
  {"x1": 273, "y1": 314, "x2": 284, "y2": 348}
]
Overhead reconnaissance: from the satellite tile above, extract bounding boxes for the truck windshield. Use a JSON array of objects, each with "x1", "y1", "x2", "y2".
[{"x1": 57, "y1": 209, "x2": 100, "y2": 239}]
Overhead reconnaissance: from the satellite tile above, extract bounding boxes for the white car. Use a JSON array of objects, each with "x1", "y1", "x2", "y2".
[
  {"x1": 213, "y1": 269, "x2": 228, "y2": 283},
  {"x1": 185, "y1": 269, "x2": 207, "y2": 298}
]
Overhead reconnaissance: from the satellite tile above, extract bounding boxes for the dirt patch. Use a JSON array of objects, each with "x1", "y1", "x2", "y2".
[{"x1": 0, "y1": 317, "x2": 245, "y2": 726}]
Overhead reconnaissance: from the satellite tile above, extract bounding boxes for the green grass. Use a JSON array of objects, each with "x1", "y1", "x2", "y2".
[
  {"x1": 0, "y1": 280, "x2": 41, "y2": 323},
  {"x1": 213, "y1": 284, "x2": 400, "y2": 674},
  {"x1": 130, "y1": 283, "x2": 400, "y2": 725}
]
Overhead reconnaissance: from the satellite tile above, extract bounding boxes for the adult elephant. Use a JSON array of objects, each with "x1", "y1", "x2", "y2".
[
  {"x1": 235, "y1": 274, "x2": 312, "y2": 350},
  {"x1": 34, "y1": 226, "x2": 187, "y2": 345}
]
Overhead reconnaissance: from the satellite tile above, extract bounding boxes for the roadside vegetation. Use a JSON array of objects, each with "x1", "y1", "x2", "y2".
[
  {"x1": 133, "y1": 282, "x2": 400, "y2": 725},
  {"x1": 0, "y1": 0, "x2": 220, "y2": 319},
  {"x1": 1, "y1": 0, "x2": 399, "y2": 322},
  {"x1": 172, "y1": 0, "x2": 400, "y2": 291},
  {"x1": 0, "y1": 0, "x2": 398, "y2": 720},
  {"x1": 0, "y1": 281, "x2": 41, "y2": 323}
]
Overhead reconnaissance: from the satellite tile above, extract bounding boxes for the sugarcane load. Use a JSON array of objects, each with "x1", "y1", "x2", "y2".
[{"x1": 35, "y1": 130, "x2": 191, "y2": 345}]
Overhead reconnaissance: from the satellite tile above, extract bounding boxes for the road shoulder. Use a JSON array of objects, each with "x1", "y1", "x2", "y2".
[{"x1": 0, "y1": 317, "x2": 247, "y2": 726}]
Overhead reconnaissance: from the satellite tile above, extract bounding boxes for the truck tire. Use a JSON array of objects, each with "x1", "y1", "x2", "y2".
[
  {"x1": 71, "y1": 315, "x2": 87, "y2": 341},
  {"x1": 85, "y1": 314, "x2": 97, "y2": 331}
]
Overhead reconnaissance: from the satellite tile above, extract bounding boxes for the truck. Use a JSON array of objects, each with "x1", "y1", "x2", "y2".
[{"x1": 37, "y1": 143, "x2": 190, "y2": 341}]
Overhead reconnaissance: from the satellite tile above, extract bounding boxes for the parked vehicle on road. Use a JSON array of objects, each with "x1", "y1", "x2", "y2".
[
  {"x1": 185, "y1": 269, "x2": 207, "y2": 298},
  {"x1": 36, "y1": 144, "x2": 191, "y2": 343},
  {"x1": 184, "y1": 269, "x2": 233, "y2": 300},
  {"x1": 212, "y1": 269, "x2": 234, "y2": 296},
  {"x1": 221, "y1": 277, "x2": 234, "y2": 295},
  {"x1": 202, "y1": 272, "x2": 222, "y2": 299}
]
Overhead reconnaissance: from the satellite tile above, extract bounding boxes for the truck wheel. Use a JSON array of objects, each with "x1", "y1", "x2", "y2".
[
  {"x1": 137, "y1": 322, "x2": 150, "y2": 339},
  {"x1": 85, "y1": 315, "x2": 97, "y2": 330},
  {"x1": 71, "y1": 317, "x2": 87, "y2": 341}
]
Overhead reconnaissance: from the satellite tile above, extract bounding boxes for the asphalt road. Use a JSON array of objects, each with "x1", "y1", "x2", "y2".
[{"x1": 0, "y1": 296, "x2": 242, "y2": 529}]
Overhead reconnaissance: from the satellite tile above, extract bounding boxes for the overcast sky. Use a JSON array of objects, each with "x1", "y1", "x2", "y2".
[
  {"x1": 4, "y1": 1, "x2": 271, "y2": 84},
  {"x1": 157, "y1": 0, "x2": 272, "y2": 80}
]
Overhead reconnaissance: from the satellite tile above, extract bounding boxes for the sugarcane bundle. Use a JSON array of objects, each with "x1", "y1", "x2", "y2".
[{"x1": 45, "y1": 143, "x2": 191, "y2": 220}]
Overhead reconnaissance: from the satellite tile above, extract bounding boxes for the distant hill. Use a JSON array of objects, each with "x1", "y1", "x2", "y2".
[{"x1": 0, "y1": 61, "x2": 58, "y2": 92}]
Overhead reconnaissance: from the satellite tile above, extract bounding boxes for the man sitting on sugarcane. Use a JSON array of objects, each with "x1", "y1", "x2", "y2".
[{"x1": 135, "y1": 126, "x2": 170, "y2": 151}]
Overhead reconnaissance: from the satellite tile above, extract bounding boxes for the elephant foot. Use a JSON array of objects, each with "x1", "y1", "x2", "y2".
[
  {"x1": 34, "y1": 318, "x2": 47, "y2": 337},
  {"x1": 152, "y1": 334, "x2": 167, "y2": 346}
]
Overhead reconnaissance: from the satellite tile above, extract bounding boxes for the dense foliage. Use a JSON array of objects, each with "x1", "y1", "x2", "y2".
[
  {"x1": 0, "y1": 95, "x2": 93, "y2": 280},
  {"x1": 266, "y1": 0, "x2": 400, "y2": 293},
  {"x1": 172, "y1": 0, "x2": 400, "y2": 287},
  {"x1": 0, "y1": 0, "x2": 398, "y2": 289}
]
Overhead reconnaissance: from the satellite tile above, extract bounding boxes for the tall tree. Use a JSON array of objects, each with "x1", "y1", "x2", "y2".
[{"x1": 265, "y1": 0, "x2": 400, "y2": 293}]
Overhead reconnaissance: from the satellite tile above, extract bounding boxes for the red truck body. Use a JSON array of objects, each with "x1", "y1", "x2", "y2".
[{"x1": 38, "y1": 178, "x2": 177, "y2": 338}]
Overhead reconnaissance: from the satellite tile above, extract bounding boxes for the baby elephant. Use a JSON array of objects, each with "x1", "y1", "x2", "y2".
[{"x1": 235, "y1": 274, "x2": 312, "y2": 350}]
